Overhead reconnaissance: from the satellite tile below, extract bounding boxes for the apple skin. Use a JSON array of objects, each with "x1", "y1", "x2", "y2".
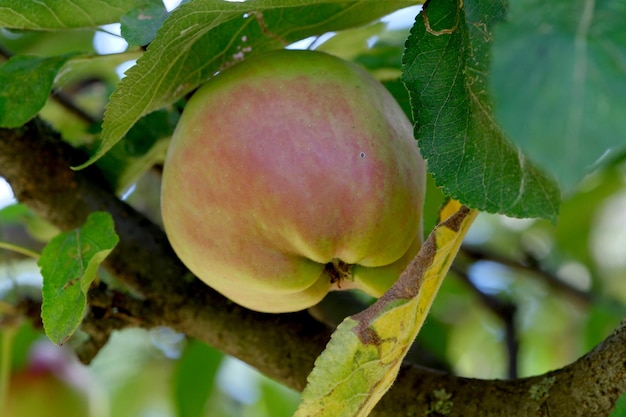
[{"x1": 161, "y1": 50, "x2": 426, "y2": 313}]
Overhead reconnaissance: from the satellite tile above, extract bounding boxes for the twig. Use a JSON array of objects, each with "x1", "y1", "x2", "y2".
[
  {"x1": 50, "y1": 90, "x2": 100, "y2": 126},
  {"x1": 461, "y1": 245, "x2": 592, "y2": 307}
]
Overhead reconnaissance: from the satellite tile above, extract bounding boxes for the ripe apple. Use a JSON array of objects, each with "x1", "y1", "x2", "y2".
[{"x1": 161, "y1": 50, "x2": 426, "y2": 313}]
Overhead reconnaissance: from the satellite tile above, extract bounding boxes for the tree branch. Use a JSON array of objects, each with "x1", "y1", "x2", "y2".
[
  {"x1": 1, "y1": 119, "x2": 624, "y2": 416},
  {"x1": 461, "y1": 245, "x2": 592, "y2": 308}
]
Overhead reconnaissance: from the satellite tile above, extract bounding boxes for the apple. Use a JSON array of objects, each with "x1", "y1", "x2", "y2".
[
  {"x1": 3, "y1": 341, "x2": 91, "y2": 417},
  {"x1": 161, "y1": 50, "x2": 426, "y2": 313}
]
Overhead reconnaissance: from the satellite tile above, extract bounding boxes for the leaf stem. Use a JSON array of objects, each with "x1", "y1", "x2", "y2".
[{"x1": 0, "y1": 242, "x2": 40, "y2": 259}]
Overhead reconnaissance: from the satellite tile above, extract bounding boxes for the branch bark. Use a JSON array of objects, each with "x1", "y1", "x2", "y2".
[{"x1": 1, "y1": 119, "x2": 624, "y2": 416}]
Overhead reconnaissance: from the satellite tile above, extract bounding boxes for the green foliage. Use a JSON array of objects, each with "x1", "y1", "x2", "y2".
[
  {"x1": 173, "y1": 339, "x2": 223, "y2": 417},
  {"x1": 0, "y1": 0, "x2": 148, "y2": 30},
  {"x1": 402, "y1": 0, "x2": 559, "y2": 220},
  {"x1": 120, "y1": 0, "x2": 170, "y2": 47},
  {"x1": 491, "y1": 0, "x2": 626, "y2": 192},
  {"x1": 39, "y1": 212, "x2": 119, "y2": 345},
  {"x1": 610, "y1": 392, "x2": 626, "y2": 417},
  {"x1": 124, "y1": 109, "x2": 179, "y2": 157},
  {"x1": 0, "y1": 55, "x2": 72, "y2": 128},
  {"x1": 0, "y1": 203, "x2": 29, "y2": 224}
]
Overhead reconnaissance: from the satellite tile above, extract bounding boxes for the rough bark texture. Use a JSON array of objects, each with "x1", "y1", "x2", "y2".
[{"x1": 1, "y1": 119, "x2": 625, "y2": 416}]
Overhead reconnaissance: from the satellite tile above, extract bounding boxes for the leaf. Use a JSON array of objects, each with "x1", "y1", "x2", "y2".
[
  {"x1": 0, "y1": 0, "x2": 148, "y2": 30},
  {"x1": 98, "y1": 136, "x2": 171, "y2": 193},
  {"x1": 173, "y1": 339, "x2": 223, "y2": 417},
  {"x1": 0, "y1": 30, "x2": 96, "y2": 57},
  {"x1": 257, "y1": 377, "x2": 301, "y2": 417},
  {"x1": 490, "y1": 0, "x2": 626, "y2": 193},
  {"x1": 123, "y1": 109, "x2": 179, "y2": 157},
  {"x1": 554, "y1": 164, "x2": 623, "y2": 268},
  {"x1": 609, "y1": 391, "x2": 626, "y2": 417},
  {"x1": 294, "y1": 200, "x2": 478, "y2": 417},
  {"x1": 121, "y1": 0, "x2": 170, "y2": 47},
  {"x1": 39, "y1": 212, "x2": 119, "y2": 346},
  {"x1": 0, "y1": 55, "x2": 71, "y2": 128},
  {"x1": 75, "y1": 0, "x2": 419, "y2": 169},
  {"x1": 316, "y1": 22, "x2": 387, "y2": 61},
  {"x1": 402, "y1": 0, "x2": 561, "y2": 221},
  {"x1": 0, "y1": 203, "x2": 29, "y2": 224}
]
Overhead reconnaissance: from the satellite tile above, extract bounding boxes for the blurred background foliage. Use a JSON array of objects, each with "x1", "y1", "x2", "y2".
[{"x1": 1, "y1": 3, "x2": 625, "y2": 417}]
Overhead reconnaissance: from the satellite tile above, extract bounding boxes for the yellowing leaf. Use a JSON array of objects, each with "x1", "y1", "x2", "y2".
[{"x1": 294, "y1": 200, "x2": 478, "y2": 416}]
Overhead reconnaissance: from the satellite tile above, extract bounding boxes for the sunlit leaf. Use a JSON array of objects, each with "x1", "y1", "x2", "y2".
[
  {"x1": 294, "y1": 200, "x2": 478, "y2": 416},
  {"x1": 39, "y1": 212, "x2": 119, "y2": 345},
  {"x1": 402, "y1": 0, "x2": 560, "y2": 220},
  {"x1": 0, "y1": 0, "x2": 147, "y2": 29},
  {"x1": 316, "y1": 22, "x2": 387, "y2": 60}
]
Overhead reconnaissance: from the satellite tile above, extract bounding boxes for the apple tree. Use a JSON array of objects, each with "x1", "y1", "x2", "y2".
[{"x1": 1, "y1": 1, "x2": 625, "y2": 416}]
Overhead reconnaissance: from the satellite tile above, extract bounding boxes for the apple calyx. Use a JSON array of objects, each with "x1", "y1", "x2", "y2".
[{"x1": 325, "y1": 259, "x2": 353, "y2": 288}]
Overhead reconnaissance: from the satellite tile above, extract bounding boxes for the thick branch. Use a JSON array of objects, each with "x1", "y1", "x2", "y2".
[{"x1": 1, "y1": 119, "x2": 624, "y2": 416}]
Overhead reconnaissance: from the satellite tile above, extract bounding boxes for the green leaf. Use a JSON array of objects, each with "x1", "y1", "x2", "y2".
[
  {"x1": 294, "y1": 200, "x2": 478, "y2": 416},
  {"x1": 124, "y1": 109, "x2": 179, "y2": 157},
  {"x1": 97, "y1": 132, "x2": 171, "y2": 192},
  {"x1": 0, "y1": 30, "x2": 96, "y2": 57},
  {"x1": 75, "y1": 0, "x2": 419, "y2": 169},
  {"x1": 39, "y1": 212, "x2": 119, "y2": 346},
  {"x1": 0, "y1": 55, "x2": 71, "y2": 128},
  {"x1": 0, "y1": 0, "x2": 148, "y2": 29},
  {"x1": 0, "y1": 203, "x2": 29, "y2": 224},
  {"x1": 490, "y1": 0, "x2": 626, "y2": 193},
  {"x1": 257, "y1": 377, "x2": 301, "y2": 417},
  {"x1": 609, "y1": 392, "x2": 626, "y2": 417},
  {"x1": 173, "y1": 339, "x2": 223, "y2": 417},
  {"x1": 316, "y1": 22, "x2": 387, "y2": 60},
  {"x1": 402, "y1": 0, "x2": 560, "y2": 221},
  {"x1": 554, "y1": 164, "x2": 624, "y2": 268},
  {"x1": 121, "y1": 0, "x2": 170, "y2": 47}
]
